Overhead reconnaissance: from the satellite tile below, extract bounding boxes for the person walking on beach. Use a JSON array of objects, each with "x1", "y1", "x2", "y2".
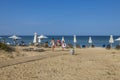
[
  {"x1": 61, "y1": 41, "x2": 66, "y2": 51},
  {"x1": 50, "y1": 38, "x2": 55, "y2": 51},
  {"x1": 56, "y1": 39, "x2": 61, "y2": 47}
]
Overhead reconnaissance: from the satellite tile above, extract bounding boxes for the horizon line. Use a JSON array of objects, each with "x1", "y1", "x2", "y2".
[{"x1": 0, "y1": 34, "x2": 120, "y2": 36}]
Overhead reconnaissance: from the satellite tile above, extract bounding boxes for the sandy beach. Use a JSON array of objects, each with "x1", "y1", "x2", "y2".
[
  {"x1": 0, "y1": 47, "x2": 120, "y2": 80},
  {"x1": 1, "y1": 0, "x2": 120, "y2": 79}
]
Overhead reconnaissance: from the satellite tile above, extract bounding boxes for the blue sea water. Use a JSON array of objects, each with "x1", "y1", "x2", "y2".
[{"x1": 0, "y1": 35, "x2": 120, "y2": 47}]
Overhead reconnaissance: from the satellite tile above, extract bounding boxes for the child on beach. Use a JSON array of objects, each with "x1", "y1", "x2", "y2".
[{"x1": 50, "y1": 38, "x2": 55, "y2": 51}]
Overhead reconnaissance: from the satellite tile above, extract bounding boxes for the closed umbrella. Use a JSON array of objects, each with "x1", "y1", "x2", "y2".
[
  {"x1": 74, "y1": 35, "x2": 77, "y2": 43},
  {"x1": 88, "y1": 37, "x2": 92, "y2": 47},
  {"x1": 33, "y1": 32, "x2": 38, "y2": 45},
  {"x1": 61, "y1": 37, "x2": 65, "y2": 42},
  {"x1": 109, "y1": 35, "x2": 114, "y2": 47},
  {"x1": 73, "y1": 35, "x2": 77, "y2": 48}
]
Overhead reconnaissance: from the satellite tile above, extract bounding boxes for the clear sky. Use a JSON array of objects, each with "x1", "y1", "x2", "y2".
[{"x1": 0, "y1": 0, "x2": 120, "y2": 35}]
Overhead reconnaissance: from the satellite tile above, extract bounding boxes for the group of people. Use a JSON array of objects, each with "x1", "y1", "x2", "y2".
[{"x1": 50, "y1": 38, "x2": 66, "y2": 51}]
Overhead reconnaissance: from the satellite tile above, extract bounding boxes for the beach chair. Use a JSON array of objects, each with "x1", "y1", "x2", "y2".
[
  {"x1": 102, "y1": 44, "x2": 106, "y2": 48},
  {"x1": 91, "y1": 44, "x2": 95, "y2": 48},
  {"x1": 82, "y1": 45, "x2": 86, "y2": 48}
]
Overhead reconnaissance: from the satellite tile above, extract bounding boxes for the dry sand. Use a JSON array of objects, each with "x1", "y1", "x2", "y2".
[{"x1": 0, "y1": 47, "x2": 120, "y2": 80}]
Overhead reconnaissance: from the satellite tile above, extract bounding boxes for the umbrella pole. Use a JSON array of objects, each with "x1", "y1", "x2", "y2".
[
  {"x1": 74, "y1": 43, "x2": 76, "y2": 54},
  {"x1": 111, "y1": 43, "x2": 112, "y2": 48},
  {"x1": 15, "y1": 40, "x2": 16, "y2": 46},
  {"x1": 14, "y1": 39, "x2": 16, "y2": 46},
  {"x1": 74, "y1": 43, "x2": 76, "y2": 49},
  {"x1": 90, "y1": 43, "x2": 91, "y2": 47}
]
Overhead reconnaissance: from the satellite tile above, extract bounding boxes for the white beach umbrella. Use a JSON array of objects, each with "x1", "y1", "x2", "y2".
[
  {"x1": 73, "y1": 35, "x2": 77, "y2": 48},
  {"x1": 62, "y1": 37, "x2": 65, "y2": 42},
  {"x1": 38, "y1": 34, "x2": 48, "y2": 39},
  {"x1": 33, "y1": 32, "x2": 38, "y2": 44},
  {"x1": 115, "y1": 37, "x2": 120, "y2": 45},
  {"x1": 109, "y1": 35, "x2": 114, "y2": 47},
  {"x1": 9, "y1": 35, "x2": 21, "y2": 40},
  {"x1": 9, "y1": 35, "x2": 21, "y2": 45},
  {"x1": 88, "y1": 37, "x2": 92, "y2": 47},
  {"x1": 73, "y1": 35, "x2": 77, "y2": 43},
  {"x1": 88, "y1": 37, "x2": 92, "y2": 44},
  {"x1": 38, "y1": 34, "x2": 48, "y2": 43}
]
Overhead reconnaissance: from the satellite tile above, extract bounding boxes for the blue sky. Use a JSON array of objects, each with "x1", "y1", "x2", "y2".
[{"x1": 0, "y1": 0, "x2": 120, "y2": 35}]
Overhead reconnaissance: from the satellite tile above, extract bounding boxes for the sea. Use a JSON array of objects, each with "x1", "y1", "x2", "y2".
[{"x1": 0, "y1": 35, "x2": 120, "y2": 47}]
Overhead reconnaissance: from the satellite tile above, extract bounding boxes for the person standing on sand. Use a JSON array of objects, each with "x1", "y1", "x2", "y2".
[
  {"x1": 56, "y1": 39, "x2": 61, "y2": 46},
  {"x1": 50, "y1": 38, "x2": 55, "y2": 51}
]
